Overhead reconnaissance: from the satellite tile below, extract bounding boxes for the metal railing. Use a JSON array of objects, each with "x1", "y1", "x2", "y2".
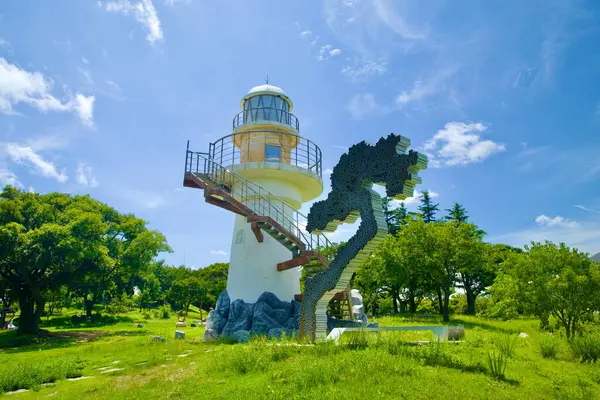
[
  {"x1": 209, "y1": 130, "x2": 323, "y2": 179},
  {"x1": 233, "y1": 107, "x2": 299, "y2": 131},
  {"x1": 185, "y1": 142, "x2": 332, "y2": 253}
]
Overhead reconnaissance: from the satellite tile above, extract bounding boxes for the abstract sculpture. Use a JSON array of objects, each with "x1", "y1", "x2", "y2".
[{"x1": 299, "y1": 134, "x2": 427, "y2": 341}]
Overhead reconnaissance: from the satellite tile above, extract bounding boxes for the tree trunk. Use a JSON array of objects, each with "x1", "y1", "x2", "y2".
[
  {"x1": 465, "y1": 290, "x2": 477, "y2": 315},
  {"x1": 17, "y1": 286, "x2": 45, "y2": 335},
  {"x1": 442, "y1": 290, "x2": 450, "y2": 322},
  {"x1": 85, "y1": 299, "x2": 95, "y2": 319},
  {"x1": 409, "y1": 295, "x2": 417, "y2": 313},
  {"x1": 392, "y1": 286, "x2": 399, "y2": 313},
  {"x1": 436, "y1": 288, "x2": 443, "y2": 315}
]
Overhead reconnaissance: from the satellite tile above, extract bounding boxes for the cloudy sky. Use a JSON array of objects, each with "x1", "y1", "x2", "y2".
[{"x1": 1, "y1": 0, "x2": 599, "y2": 268}]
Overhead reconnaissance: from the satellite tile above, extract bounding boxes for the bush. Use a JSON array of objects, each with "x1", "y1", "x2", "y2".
[
  {"x1": 571, "y1": 334, "x2": 600, "y2": 363},
  {"x1": 538, "y1": 335, "x2": 560, "y2": 359},
  {"x1": 159, "y1": 304, "x2": 171, "y2": 319}
]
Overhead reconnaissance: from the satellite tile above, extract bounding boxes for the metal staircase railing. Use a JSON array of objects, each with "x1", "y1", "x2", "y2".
[{"x1": 185, "y1": 144, "x2": 332, "y2": 254}]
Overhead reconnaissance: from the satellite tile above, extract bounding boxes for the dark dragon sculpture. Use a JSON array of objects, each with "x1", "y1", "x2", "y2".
[{"x1": 299, "y1": 134, "x2": 428, "y2": 341}]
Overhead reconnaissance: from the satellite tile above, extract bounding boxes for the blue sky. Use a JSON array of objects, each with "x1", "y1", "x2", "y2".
[{"x1": 1, "y1": 0, "x2": 599, "y2": 268}]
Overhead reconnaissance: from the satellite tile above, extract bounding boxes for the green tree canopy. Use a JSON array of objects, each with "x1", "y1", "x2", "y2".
[
  {"x1": 489, "y1": 241, "x2": 600, "y2": 338},
  {"x1": 0, "y1": 186, "x2": 170, "y2": 334}
]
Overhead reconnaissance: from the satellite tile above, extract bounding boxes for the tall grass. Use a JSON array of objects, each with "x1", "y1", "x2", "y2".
[
  {"x1": 571, "y1": 334, "x2": 600, "y2": 363},
  {"x1": 487, "y1": 351, "x2": 507, "y2": 380},
  {"x1": 538, "y1": 335, "x2": 560, "y2": 359},
  {"x1": 496, "y1": 333, "x2": 519, "y2": 358},
  {"x1": 0, "y1": 357, "x2": 85, "y2": 393}
]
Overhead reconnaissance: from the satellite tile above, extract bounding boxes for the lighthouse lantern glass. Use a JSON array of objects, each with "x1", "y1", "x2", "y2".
[{"x1": 243, "y1": 95, "x2": 290, "y2": 125}]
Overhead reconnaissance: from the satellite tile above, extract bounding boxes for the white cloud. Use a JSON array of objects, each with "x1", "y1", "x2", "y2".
[
  {"x1": 106, "y1": 79, "x2": 122, "y2": 93},
  {"x1": 76, "y1": 163, "x2": 99, "y2": 188},
  {"x1": 102, "y1": 0, "x2": 163, "y2": 45},
  {"x1": 0, "y1": 38, "x2": 10, "y2": 48},
  {"x1": 491, "y1": 221, "x2": 600, "y2": 255},
  {"x1": 423, "y1": 122, "x2": 506, "y2": 168},
  {"x1": 346, "y1": 93, "x2": 388, "y2": 119},
  {"x1": 324, "y1": 168, "x2": 334, "y2": 175},
  {"x1": 318, "y1": 44, "x2": 341, "y2": 61},
  {"x1": 81, "y1": 57, "x2": 89, "y2": 64},
  {"x1": 4, "y1": 143, "x2": 68, "y2": 183},
  {"x1": 0, "y1": 57, "x2": 95, "y2": 127},
  {"x1": 72, "y1": 93, "x2": 95, "y2": 127},
  {"x1": 0, "y1": 168, "x2": 22, "y2": 188},
  {"x1": 210, "y1": 250, "x2": 228, "y2": 257},
  {"x1": 77, "y1": 67, "x2": 94, "y2": 85},
  {"x1": 574, "y1": 205, "x2": 600, "y2": 214},
  {"x1": 395, "y1": 69, "x2": 457, "y2": 109},
  {"x1": 372, "y1": 0, "x2": 426, "y2": 40},
  {"x1": 300, "y1": 30, "x2": 312, "y2": 38},
  {"x1": 396, "y1": 80, "x2": 435, "y2": 106},
  {"x1": 122, "y1": 188, "x2": 165, "y2": 209},
  {"x1": 165, "y1": 0, "x2": 190, "y2": 5},
  {"x1": 535, "y1": 214, "x2": 580, "y2": 228},
  {"x1": 388, "y1": 189, "x2": 439, "y2": 209},
  {"x1": 341, "y1": 59, "x2": 388, "y2": 81}
]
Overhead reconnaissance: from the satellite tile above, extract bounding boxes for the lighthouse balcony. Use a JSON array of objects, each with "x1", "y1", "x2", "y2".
[
  {"x1": 211, "y1": 130, "x2": 322, "y2": 176},
  {"x1": 233, "y1": 107, "x2": 300, "y2": 132}
]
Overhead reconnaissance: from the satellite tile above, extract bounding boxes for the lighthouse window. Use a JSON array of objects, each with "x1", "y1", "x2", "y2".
[{"x1": 265, "y1": 145, "x2": 281, "y2": 162}]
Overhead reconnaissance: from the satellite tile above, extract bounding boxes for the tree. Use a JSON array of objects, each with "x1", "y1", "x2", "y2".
[
  {"x1": 353, "y1": 253, "x2": 384, "y2": 317},
  {"x1": 490, "y1": 241, "x2": 600, "y2": 339},
  {"x1": 382, "y1": 198, "x2": 409, "y2": 235},
  {"x1": 169, "y1": 276, "x2": 203, "y2": 314},
  {"x1": 418, "y1": 190, "x2": 439, "y2": 224},
  {"x1": 0, "y1": 186, "x2": 170, "y2": 334},
  {"x1": 197, "y1": 262, "x2": 228, "y2": 310},
  {"x1": 444, "y1": 203, "x2": 468, "y2": 225}
]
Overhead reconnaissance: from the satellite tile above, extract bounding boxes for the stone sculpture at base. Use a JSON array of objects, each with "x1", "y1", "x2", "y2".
[{"x1": 203, "y1": 291, "x2": 301, "y2": 343}]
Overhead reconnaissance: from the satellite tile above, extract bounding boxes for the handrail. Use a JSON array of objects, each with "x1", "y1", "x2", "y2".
[
  {"x1": 185, "y1": 147, "x2": 332, "y2": 253},
  {"x1": 209, "y1": 130, "x2": 323, "y2": 179},
  {"x1": 233, "y1": 107, "x2": 299, "y2": 131}
]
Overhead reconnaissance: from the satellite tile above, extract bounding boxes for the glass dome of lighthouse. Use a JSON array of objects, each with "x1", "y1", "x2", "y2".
[{"x1": 235, "y1": 84, "x2": 298, "y2": 131}]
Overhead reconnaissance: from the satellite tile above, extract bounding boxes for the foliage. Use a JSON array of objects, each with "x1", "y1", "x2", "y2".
[
  {"x1": 489, "y1": 241, "x2": 600, "y2": 339},
  {"x1": 418, "y1": 190, "x2": 439, "y2": 224},
  {"x1": 538, "y1": 335, "x2": 561, "y2": 359},
  {"x1": 571, "y1": 334, "x2": 600, "y2": 363},
  {"x1": 495, "y1": 333, "x2": 519, "y2": 358},
  {"x1": 487, "y1": 351, "x2": 508, "y2": 380},
  {"x1": 0, "y1": 186, "x2": 171, "y2": 334}
]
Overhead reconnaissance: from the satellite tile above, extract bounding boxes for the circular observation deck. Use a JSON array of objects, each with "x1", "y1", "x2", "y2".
[{"x1": 208, "y1": 131, "x2": 323, "y2": 204}]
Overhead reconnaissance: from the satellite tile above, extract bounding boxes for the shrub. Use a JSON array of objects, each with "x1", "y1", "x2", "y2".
[
  {"x1": 571, "y1": 334, "x2": 600, "y2": 363},
  {"x1": 160, "y1": 305, "x2": 172, "y2": 319},
  {"x1": 495, "y1": 333, "x2": 518, "y2": 358},
  {"x1": 487, "y1": 351, "x2": 507, "y2": 380},
  {"x1": 538, "y1": 335, "x2": 560, "y2": 359}
]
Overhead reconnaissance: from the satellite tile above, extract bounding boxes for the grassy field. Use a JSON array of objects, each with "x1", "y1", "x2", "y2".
[{"x1": 1, "y1": 310, "x2": 599, "y2": 399}]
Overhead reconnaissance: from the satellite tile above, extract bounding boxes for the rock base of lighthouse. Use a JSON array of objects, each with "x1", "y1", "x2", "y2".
[
  {"x1": 203, "y1": 290, "x2": 375, "y2": 343},
  {"x1": 203, "y1": 291, "x2": 301, "y2": 342}
]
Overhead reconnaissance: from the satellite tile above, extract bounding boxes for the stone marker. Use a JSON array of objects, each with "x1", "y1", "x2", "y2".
[
  {"x1": 176, "y1": 321, "x2": 187, "y2": 328},
  {"x1": 137, "y1": 323, "x2": 143, "y2": 328},
  {"x1": 175, "y1": 330, "x2": 185, "y2": 339},
  {"x1": 152, "y1": 335, "x2": 165, "y2": 342}
]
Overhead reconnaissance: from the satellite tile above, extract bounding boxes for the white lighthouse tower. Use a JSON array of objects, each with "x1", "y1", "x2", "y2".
[{"x1": 184, "y1": 83, "x2": 327, "y2": 304}]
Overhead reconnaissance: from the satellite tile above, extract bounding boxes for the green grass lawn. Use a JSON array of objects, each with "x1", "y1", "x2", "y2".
[{"x1": 1, "y1": 311, "x2": 599, "y2": 399}]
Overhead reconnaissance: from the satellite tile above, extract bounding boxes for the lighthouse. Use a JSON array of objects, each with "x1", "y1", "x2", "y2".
[{"x1": 184, "y1": 83, "x2": 327, "y2": 305}]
